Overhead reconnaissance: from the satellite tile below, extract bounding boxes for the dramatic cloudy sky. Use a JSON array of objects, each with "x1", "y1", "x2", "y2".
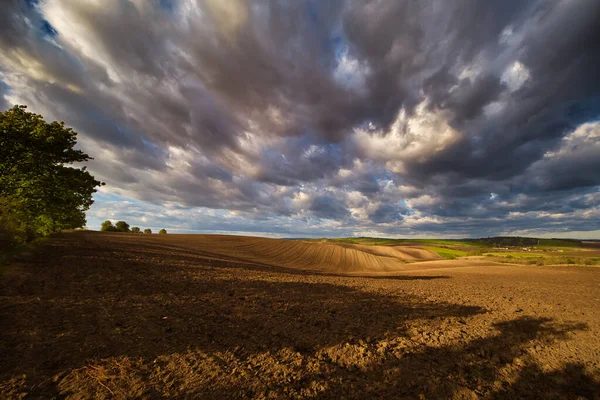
[{"x1": 2, "y1": 0, "x2": 599, "y2": 238}]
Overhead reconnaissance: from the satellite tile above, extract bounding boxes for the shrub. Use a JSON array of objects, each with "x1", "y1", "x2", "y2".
[
  {"x1": 144, "y1": 229, "x2": 152, "y2": 234},
  {"x1": 131, "y1": 227, "x2": 141, "y2": 233},
  {"x1": 115, "y1": 221, "x2": 130, "y2": 232},
  {"x1": 101, "y1": 220, "x2": 118, "y2": 232},
  {"x1": 0, "y1": 196, "x2": 29, "y2": 246},
  {"x1": 159, "y1": 229, "x2": 167, "y2": 235}
]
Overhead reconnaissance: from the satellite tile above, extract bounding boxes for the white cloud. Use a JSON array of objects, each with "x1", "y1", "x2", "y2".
[
  {"x1": 354, "y1": 100, "x2": 462, "y2": 173},
  {"x1": 333, "y1": 50, "x2": 370, "y2": 93},
  {"x1": 501, "y1": 61, "x2": 531, "y2": 92}
]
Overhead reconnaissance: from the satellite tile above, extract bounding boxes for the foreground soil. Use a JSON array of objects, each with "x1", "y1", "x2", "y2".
[{"x1": 1, "y1": 232, "x2": 599, "y2": 399}]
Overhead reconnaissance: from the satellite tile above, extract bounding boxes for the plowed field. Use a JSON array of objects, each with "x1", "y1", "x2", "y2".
[
  {"x1": 1, "y1": 231, "x2": 599, "y2": 399},
  {"x1": 130, "y1": 234, "x2": 443, "y2": 274}
]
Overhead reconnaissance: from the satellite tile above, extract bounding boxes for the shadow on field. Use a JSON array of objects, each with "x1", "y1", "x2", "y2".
[
  {"x1": 1, "y1": 232, "x2": 598, "y2": 398},
  {"x1": 492, "y1": 360, "x2": 600, "y2": 399},
  {"x1": 320, "y1": 316, "x2": 596, "y2": 399}
]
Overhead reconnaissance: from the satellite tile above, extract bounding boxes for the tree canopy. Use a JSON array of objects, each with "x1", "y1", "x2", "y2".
[
  {"x1": 115, "y1": 221, "x2": 130, "y2": 232},
  {"x1": 101, "y1": 220, "x2": 116, "y2": 232},
  {"x1": 101, "y1": 221, "x2": 155, "y2": 235},
  {"x1": 0, "y1": 105, "x2": 102, "y2": 241},
  {"x1": 159, "y1": 229, "x2": 167, "y2": 235}
]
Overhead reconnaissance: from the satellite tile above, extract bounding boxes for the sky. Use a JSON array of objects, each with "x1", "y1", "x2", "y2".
[{"x1": 1, "y1": 0, "x2": 599, "y2": 238}]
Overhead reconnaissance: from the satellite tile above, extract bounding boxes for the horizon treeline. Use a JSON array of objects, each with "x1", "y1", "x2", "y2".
[{"x1": 101, "y1": 220, "x2": 167, "y2": 235}]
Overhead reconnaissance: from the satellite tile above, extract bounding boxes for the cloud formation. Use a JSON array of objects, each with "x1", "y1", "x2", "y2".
[{"x1": 1, "y1": 0, "x2": 599, "y2": 237}]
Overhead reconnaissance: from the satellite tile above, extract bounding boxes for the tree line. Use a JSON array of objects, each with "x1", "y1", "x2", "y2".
[{"x1": 101, "y1": 220, "x2": 167, "y2": 235}]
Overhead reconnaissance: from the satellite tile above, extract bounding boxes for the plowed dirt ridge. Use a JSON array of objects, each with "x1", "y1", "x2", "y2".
[
  {"x1": 160, "y1": 234, "x2": 442, "y2": 274},
  {"x1": 1, "y1": 232, "x2": 599, "y2": 399}
]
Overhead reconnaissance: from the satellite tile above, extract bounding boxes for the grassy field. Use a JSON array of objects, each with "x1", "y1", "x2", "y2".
[
  {"x1": 318, "y1": 237, "x2": 600, "y2": 265},
  {"x1": 482, "y1": 252, "x2": 549, "y2": 258},
  {"x1": 421, "y1": 246, "x2": 468, "y2": 260},
  {"x1": 483, "y1": 253, "x2": 600, "y2": 266}
]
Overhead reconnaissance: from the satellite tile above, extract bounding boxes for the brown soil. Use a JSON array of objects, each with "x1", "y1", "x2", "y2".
[
  {"x1": 338, "y1": 243, "x2": 442, "y2": 262},
  {"x1": 1, "y1": 231, "x2": 599, "y2": 399}
]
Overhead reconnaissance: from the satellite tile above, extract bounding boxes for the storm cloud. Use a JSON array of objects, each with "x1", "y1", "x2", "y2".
[{"x1": 1, "y1": 0, "x2": 599, "y2": 237}]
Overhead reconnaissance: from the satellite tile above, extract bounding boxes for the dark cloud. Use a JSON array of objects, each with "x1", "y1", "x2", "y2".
[
  {"x1": 369, "y1": 203, "x2": 408, "y2": 224},
  {"x1": 253, "y1": 139, "x2": 353, "y2": 186},
  {"x1": 310, "y1": 195, "x2": 350, "y2": 220},
  {"x1": 1, "y1": 0, "x2": 599, "y2": 237},
  {"x1": 0, "y1": 0, "x2": 30, "y2": 48},
  {"x1": 0, "y1": 81, "x2": 9, "y2": 111}
]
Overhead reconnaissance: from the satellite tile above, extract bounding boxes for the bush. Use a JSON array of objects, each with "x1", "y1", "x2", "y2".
[
  {"x1": 131, "y1": 227, "x2": 141, "y2": 233},
  {"x1": 0, "y1": 196, "x2": 29, "y2": 246},
  {"x1": 101, "y1": 220, "x2": 118, "y2": 232},
  {"x1": 115, "y1": 221, "x2": 130, "y2": 232},
  {"x1": 144, "y1": 229, "x2": 152, "y2": 234},
  {"x1": 159, "y1": 229, "x2": 167, "y2": 235}
]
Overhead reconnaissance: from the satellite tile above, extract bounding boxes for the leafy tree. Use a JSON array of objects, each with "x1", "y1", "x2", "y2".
[
  {"x1": 0, "y1": 196, "x2": 29, "y2": 244},
  {"x1": 159, "y1": 229, "x2": 167, "y2": 235},
  {"x1": 101, "y1": 220, "x2": 117, "y2": 232},
  {"x1": 0, "y1": 105, "x2": 103, "y2": 240},
  {"x1": 131, "y1": 227, "x2": 141, "y2": 233},
  {"x1": 115, "y1": 221, "x2": 130, "y2": 232},
  {"x1": 144, "y1": 228, "x2": 152, "y2": 234}
]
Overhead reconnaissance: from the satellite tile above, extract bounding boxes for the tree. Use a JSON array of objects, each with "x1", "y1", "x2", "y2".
[
  {"x1": 144, "y1": 228, "x2": 152, "y2": 234},
  {"x1": 131, "y1": 227, "x2": 140, "y2": 233},
  {"x1": 101, "y1": 220, "x2": 117, "y2": 232},
  {"x1": 0, "y1": 196, "x2": 29, "y2": 243},
  {"x1": 0, "y1": 105, "x2": 103, "y2": 240},
  {"x1": 115, "y1": 221, "x2": 130, "y2": 232},
  {"x1": 159, "y1": 229, "x2": 167, "y2": 235}
]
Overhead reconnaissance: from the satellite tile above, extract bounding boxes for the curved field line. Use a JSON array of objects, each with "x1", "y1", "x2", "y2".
[{"x1": 162, "y1": 235, "x2": 446, "y2": 275}]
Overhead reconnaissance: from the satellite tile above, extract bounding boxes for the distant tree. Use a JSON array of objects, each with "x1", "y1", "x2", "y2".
[
  {"x1": 144, "y1": 228, "x2": 152, "y2": 234},
  {"x1": 115, "y1": 221, "x2": 130, "y2": 232},
  {"x1": 101, "y1": 220, "x2": 117, "y2": 232},
  {"x1": 131, "y1": 227, "x2": 141, "y2": 233},
  {"x1": 0, "y1": 105, "x2": 103, "y2": 241},
  {"x1": 159, "y1": 229, "x2": 167, "y2": 235}
]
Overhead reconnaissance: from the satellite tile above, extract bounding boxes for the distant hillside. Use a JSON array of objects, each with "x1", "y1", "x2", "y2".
[
  {"x1": 469, "y1": 237, "x2": 582, "y2": 247},
  {"x1": 317, "y1": 236, "x2": 585, "y2": 248}
]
